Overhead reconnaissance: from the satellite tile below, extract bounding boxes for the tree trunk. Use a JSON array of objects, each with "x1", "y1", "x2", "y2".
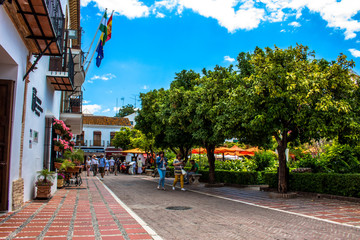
[
  {"x1": 206, "y1": 144, "x2": 216, "y2": 184},
  {"x1": 277, "y1": 142, "x2": 288, "y2": 193}
]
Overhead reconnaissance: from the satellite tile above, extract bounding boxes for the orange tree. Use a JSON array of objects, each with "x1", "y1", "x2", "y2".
[{"x1": 230, "y1": 44, "x2": 358, "y2": 193}]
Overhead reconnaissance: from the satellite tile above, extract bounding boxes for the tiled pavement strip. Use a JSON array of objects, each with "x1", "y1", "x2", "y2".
[
  {"x1": 144, "y1": 176, "x2": 360, "y2": 229},
  {"x1": 0, "y1": 177, "x2": 161, "y2": 240}
]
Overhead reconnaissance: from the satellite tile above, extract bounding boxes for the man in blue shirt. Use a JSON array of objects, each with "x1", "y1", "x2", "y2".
[{"x1": 98, "y1": 154, "x2": 106, "y2": 179}]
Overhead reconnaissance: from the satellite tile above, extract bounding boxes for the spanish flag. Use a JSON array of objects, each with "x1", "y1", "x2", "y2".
[{"x1": 106, "y1": 13, "x2": 113, "y2": 42}]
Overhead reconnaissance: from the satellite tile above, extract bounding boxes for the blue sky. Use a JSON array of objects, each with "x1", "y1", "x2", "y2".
[{"x1": 80, "y1": 0, "x2": 360, "y2": 116}]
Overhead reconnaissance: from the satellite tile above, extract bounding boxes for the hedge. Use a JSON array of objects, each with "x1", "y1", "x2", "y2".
[
  {"x1": 167, "y1": 167, "x2": 262, "y2": 185},
  {"x1": 263, "y1": 172, "x2": 360, "y2": 198}
]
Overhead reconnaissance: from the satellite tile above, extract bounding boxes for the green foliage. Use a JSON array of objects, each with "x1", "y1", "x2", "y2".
[
  {"x1": 36, "y1": 169, "x2": 55, "y2": 184},
  {"x1": 112, "y1": 127, "x2": 133, "y2": 150},
  {"x1": 294, "y1": 153, "x2": 327, "y2": 173},
  {"x1": 265, "y1": 172, "x2": 360, "y2": 197},
  {"x1": 60, "y1": 160, "x2": 75, "y2": 171},
  {"x1": 253, "y1": 151, "x2": 278, "y2": 171},
  {"x1": 63, "y1": 149, "x2": 84, "y2": 164},
  {"x1": 321, "y1": 143, "x2": 360, "y2": 173},
  {"x1": 115, "y1": 104, "x2": 136, "y2": 118}
]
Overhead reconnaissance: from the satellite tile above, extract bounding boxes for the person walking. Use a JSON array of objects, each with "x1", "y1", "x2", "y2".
[
  {"x1": 109, "y1": 157, "x2": 115, "y2": 173},
  {"x1": 156, "y1": 151, "x2": 168, "y2": 190},
  {"x1": 105, "y1": 158, "x2": 110, "y2": 175},
  {"x1": 172, "y1": 153, "x2": 186, "y2": 191},
  {"x1": 86, "y1": 156, "x2": 91, "y2": 177},
  {"x1": 114, "y1": 158, "x2": 120, "y2": 176},
  {"x1": 98, "y1": 154, "x2": 106, "y2": 180},
  {"x1": 91, "y1": 155, "x2": 98, "y2": 177},
  {"x1": 137, "y1": 158, "x2": 143, "y2": 174}
]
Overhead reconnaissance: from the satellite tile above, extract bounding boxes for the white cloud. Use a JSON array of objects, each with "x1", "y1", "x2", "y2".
[
  {"x1": 280, "y1": 29, "x2": 286, "y2": 32},
  {"x1": 156, "y1": 12, "x2": 166, "y2": 18},
  {"x1": 349, "y1": 48, "x2": 360, "y2": 58},
  {"x1": 81, "y1": 0, "x2": 150, "y2": 19},
  {"x1": 113, "y1": 107, "x2": 121, "y2": 112},
  {"x1": 83, "y1": 104, "x2": 102, "y2": 114},
  {"x1": 84, "y1": 0, "x2": 360, "y2": 39},
  {"x1": 289, "y1": 21, "x2": 301, "y2": 27},
  {"x1": 90, "y1": 73, "x2": 116, "y2": 81},
  {"x1": 143, "y1": 85, "x2": 149, "y2": 90},
  {"x1": 102, "y1": 108, "x2": 111, "y2": 113},
  {"x1": 83, "y1": 100, "x2": 91, "y2": 104},
  {"x1": 224, "y1": 55, "x2": 235, "y2": 62}
]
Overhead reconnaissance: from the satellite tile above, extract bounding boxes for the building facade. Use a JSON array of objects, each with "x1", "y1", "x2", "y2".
[
  {"x1": 0, "y1": 0, "x2": 85, "y2": 212},
  {"x1": 77, "y1": 115, "x2": 131, "y2": 157}
]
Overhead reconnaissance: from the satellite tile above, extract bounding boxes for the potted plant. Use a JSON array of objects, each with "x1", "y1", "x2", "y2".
[
  {"x1": 36, "y1": 169, "x2": 55, "y2": 199},
  {"x1": 63, "y1": 149, "x2": 84, "y2": 165},
  {"x1": 53, "y1": 119, "x2": 66, "y2": 135},
  {"x1": 54, "y1": 158, "x2": 64, "y2": 169},
  {"x1": 63, "y1": 131, "x2": 73, "y2": 141},
  {"x1": 57, "y1": 173, "x2": 65, "y2": 188}
]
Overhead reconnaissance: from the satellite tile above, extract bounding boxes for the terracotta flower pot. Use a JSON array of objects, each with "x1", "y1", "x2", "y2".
[
  {"x1": 57, "y1": 179, "x2": 64, "y2": 188},
  {"x1": 54, "y1": 129, "x2": 62, "y2": 135},
  {"x1": 54, "y1": 162, "x2": 62, "y2": 169},
  {"x1": 54, "y1": 145, "x2": 61, "y2": 152},
  {"x1": 36, "y1": 185, "x2": 51, "y2": 199}
]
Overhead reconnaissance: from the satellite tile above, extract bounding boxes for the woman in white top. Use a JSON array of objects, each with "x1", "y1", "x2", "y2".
[{"x1": 86, "y1": 157, "x2": 92, "y2": 177}]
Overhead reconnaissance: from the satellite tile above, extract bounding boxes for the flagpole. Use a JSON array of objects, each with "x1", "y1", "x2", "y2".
[
  {"x1": 85, "y1": 38, "x2": 101, "y2": 75},
  {"x1": 83, "y1": 8, "x2": 107, "y2": 66}
]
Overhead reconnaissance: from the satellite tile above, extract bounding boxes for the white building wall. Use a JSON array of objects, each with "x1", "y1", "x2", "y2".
[
  {"x1": 22, "y1": 55, "x2": 61, "y2": 202},
  {"x1": 1, "y1": 6, "x2": 61, "y2": 208},
  {"x1": 124, "y1": 112, "x2": 138, "y2": 126},
  {"x1": 83, "y1": 125, "x2": 128, "y2": 148},
  {"x1": 1, "y1": 6, "x2": 29, "y2": 211}
]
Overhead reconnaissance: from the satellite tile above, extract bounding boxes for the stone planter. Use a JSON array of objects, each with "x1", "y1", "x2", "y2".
[
  {"x1": 36, "y1": 185, "x2": 52, "y2": 199},
  {"x1": 57, "y1": 179, "x2": 64, "y2": 188}
]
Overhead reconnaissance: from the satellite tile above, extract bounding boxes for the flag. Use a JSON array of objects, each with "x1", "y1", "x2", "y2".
[
  {"x1": 95, "y1": 41, "x2": 104, "y2": 67},
  {"x1": 106, "y1": 12, "x2": 113, "y2": 42},
  {"x1": 99, "y1": 11, "x2": 107, "y2": 45}
]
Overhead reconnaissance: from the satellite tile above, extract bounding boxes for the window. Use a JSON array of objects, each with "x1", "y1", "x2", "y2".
[
  {"x1": 110, "y1": 132, "x2": 115, "y2": 146},
  {"x1": 76, "y1": 131, "x2": 84, "y2": 146},
  {"x1": 93, "y1": 131, "x2": 101, "y2": 146}
]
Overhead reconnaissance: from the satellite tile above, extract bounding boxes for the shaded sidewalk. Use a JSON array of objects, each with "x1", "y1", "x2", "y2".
[{"x1": 0, "y1": 177, "x2": 161, "y2": 240}]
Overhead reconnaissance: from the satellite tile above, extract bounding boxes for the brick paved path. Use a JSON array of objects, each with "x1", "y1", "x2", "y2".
[
  {"x1": 0, "y1": 177, "x2": 159, "y2": 240},
  {"x1": 102, "y1": 174, "x2": 360, "y2": 240}
]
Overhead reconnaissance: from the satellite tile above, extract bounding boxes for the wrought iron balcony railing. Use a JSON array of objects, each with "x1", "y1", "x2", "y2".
[{"x1": 62, "y1": 91, "x2": 82, "y2": 113}]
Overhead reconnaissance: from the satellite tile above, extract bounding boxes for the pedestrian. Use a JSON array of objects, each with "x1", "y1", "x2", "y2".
[
  {"x1": 86, "y1": 156, "x2": 91, "y2": 177},
  {"x1": 172, "y1": 153, "x2": 186, "y2": 191},
  {"x1": 109, "y1": 157, "x2": 115, "y2": 173},
  {"x1": 98, "y1": 154, "x2": 106, "y2": 179},
  {"x1": 91, "y1": 155, "x2": 98, "y2": 177},
  {"x1": 114, "y1": 158, "x2": 120, "y2": 176},
  {"x1": 156, "y1": 151, "x2": 168, "y2": 190},
  {"x1": 137, "y1": 158, "x2": 143, "y2": 174},
  {"x1": 105, "y1": 158, "x2": 110, "y2": 175}
]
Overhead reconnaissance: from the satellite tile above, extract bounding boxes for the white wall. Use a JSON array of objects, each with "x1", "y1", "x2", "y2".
[
  {"x1": 124, "y1": 112, "x2": 138, "y2": 126},
  {"x1": 21, "y1": 54, "x2": 61, "y2": 202},
  {"x1": 0, "y1": 7, "x2": 28, "y2": 211},
  {"x1": 83, "y1": 125, "x2": 128, "y2": 148},
  {"x1": 1, "y1": 6, "x2": 62, "y2": 208}
]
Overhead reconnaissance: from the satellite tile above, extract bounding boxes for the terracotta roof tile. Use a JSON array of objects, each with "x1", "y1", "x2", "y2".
[{"x1": 83, "y1": 116, "x2": 131, "y2": 126}]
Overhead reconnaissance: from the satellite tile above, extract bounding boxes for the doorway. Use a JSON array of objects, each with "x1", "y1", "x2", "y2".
[{"x1": 0, "y1": 80, "x2": 14, "y2": 211}]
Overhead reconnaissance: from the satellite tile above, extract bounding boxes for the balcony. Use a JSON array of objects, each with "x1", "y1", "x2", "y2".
[
  {"x1": 13, "y1": 0, "x2": 65, "y2": 55},
  {"x1": 61, "y1": 91, "x2": 82, "y2": 113},
  {"x1": 47, "y1": 48, "x2": 74, "y2": 91}
]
